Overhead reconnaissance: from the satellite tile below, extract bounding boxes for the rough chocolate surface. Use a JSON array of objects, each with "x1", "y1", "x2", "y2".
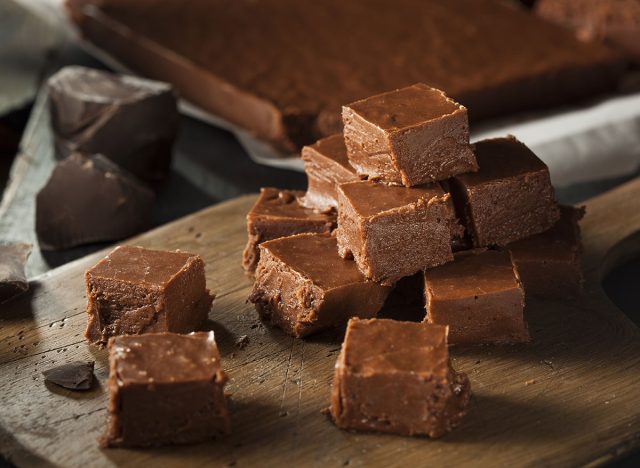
[
  {"x1": 85, "y1": 245, "x2": 214, "y2": 345},
  {"x1": 47, "y1": 66, "x2": 177, "y2": 181},
  {"x1": 103, "y1": 332, "x2": 229, "y2": 447},
  {"x1": 508, "y1": 205, "x2": 585, "y2": 299},
  {"x1": 336, "y1": 181, "x2": 455, "y2": 285},
  {"x1": 67, "y1": 0, "x2": 623, "y2": 151},
  {"x1": 424, "y1": 249, "x2": 529, "y2": 345},
  {"x1": 36, "y1": 153, "x2": 155, "y2": 250},
  {"x1": 536, "y1": 0, "x2": 640, "y2": 62},
  {"x1": 43, "y1": 361, "x2": 95, "y2": 390},
  {"x1": 299, "y1": 135, "x2": 358, "y2": 212},
  {"x1": 0, "y1": 243, "x2": 31, "y2": 304},
  {"x1": 343, "y1": 84, "x2": 477, "y2": 186},
  {"x1": 242, "y1": 188, "x2": 336, "y2": 274},
  {"x1": 249, "y1": 233, "x2": 391, "y2": 338},
  {"x1": 451, "y1": 136, "x2": 560, "y2": 247},
  {"x1": 330, "y1": 318, "x2": 470, "y2": 437}
]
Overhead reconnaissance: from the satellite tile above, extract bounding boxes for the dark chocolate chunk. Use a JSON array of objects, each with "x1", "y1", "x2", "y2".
[
  {"x1": 47, "y1": 66, "x2": 178, "y2": 182},
  {"x1": 0, "y1": 243, "x2": 32, "y2": 303},
  {"x1": 43, "y1": 361, "x2": 95, "y2": 390},
  {"x1": 36, "y1": 153, "x2": 155, "y2": 250}
]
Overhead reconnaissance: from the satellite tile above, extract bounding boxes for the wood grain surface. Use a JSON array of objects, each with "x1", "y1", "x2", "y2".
[{"x1": 1, "y1": 178, "x2": 640, "y2": 468}]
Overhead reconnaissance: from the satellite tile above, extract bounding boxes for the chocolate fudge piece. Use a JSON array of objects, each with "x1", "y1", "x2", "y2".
[
  {"x1": 508, "y1": 205, "x2": 585, "y2": 299},
  {"x1": 36, "y1": 153, "x2": 155, "y2": 250},
  {"x1": 47, "y1": 66, "x2": 177, "y2": 182},
  {"x1": 299, "y1": 134, "x2": 358, "y2": 212},
  {"x1": 336, "y1": 180, "x2": 455, "y2": 285},
  {"x1": 424, "y1": 249, "x2": 529, "y2": 345},
  {"x1": 85, "y1": 245, "x2": 214, "y2": 345},
  {"x1": 67, "y1": 0, "x2": 623, "y2": 152},
  {"x1": 0, "y1": 242, "x2": 31, "y2": 304},
  {"x1": 103, "y1": 332, "x2": 229, "y2": 447},
  {"x1": 43, "y1": 361, "x2": 95, "y2": 391},
  {"x1": 242, "y1": 188, "x2": 336, "y2": 274},
  {"x1": 450, "y1": 136, "x2": 560, "y2": 247},
  {"x1": 536, "y1": 0, "x2": 640, "y2": 63},
  {"x1": 249, "y1": 233, "x2": 391, "y2": 338},
  {"x1": 330, "y1": 318, "x2": 470, "y2": 437},
  {"x1": 343, "y1": 84, "x2": 477, "y2": 186}
]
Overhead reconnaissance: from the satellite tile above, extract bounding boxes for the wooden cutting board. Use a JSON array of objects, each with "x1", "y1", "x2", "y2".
[{"x1": 1, "y1": 178, "x2": 640, "y2": 467}]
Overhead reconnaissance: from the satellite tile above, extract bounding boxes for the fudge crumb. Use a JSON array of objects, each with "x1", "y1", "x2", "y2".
[{"x1": 235, "y1": 335, "x2": 249, "y2": 349}]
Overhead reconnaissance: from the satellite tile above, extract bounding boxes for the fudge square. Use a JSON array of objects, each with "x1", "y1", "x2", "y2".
[
  {"x1": 249, "y1": 233, "x2": 392, "y2": 338},
  {"x1": 342, "y1": 83, "x2": 477, "y2": 187},
  {"x1": 85, "y1": 245, "x2": 214, "y2": 345},
  {"x1": 508, "y1": 205, "x2": 585, "y2": 299},
  {"x1": 451, "y1": 136, "x2": 560, "y2": 247},
  {"x1": 242, "y1": 187, "x2": 336, "y2": 274},
  {"x1": 424, "y1": 249, "x2": 529, "y2": 345},
  {"x1": 102, "y1": 332, "x2": 229, "y2": 447},
  {"x1": 330, "y1": 318, "x2": 470, "y2": 438},
  {"x1": 299, "y1": 134, "x2": 359, "y2": 212},
  {"x1": 336, "y1": 180, "x2": 455, "y2": 285}
]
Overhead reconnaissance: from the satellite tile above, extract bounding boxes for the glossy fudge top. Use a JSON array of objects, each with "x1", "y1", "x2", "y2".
[
  {"x1": 426, "y1": 250, "x2": 520, "y2": 298},
  {"x1": 48, "y1": 66, "x2": 173, "y2": 132},
  {"x1": 110, "y1": 332, "x2": 223, "y2": 385},
  {"x1": 251, "y1": 188, "x2": 331, "y2": 221},
  {"x1": 339, "y1": 181, "x2": 447, "y2": 218},
  {"x1": 346, "y1": 84, "x2": 464, "y2": 131},
  {"x1": 88, "y1": 245, "x2": 196, "y2": 286},
  {"x1": 458, "y1": 136, "x2": 549, "y2": 185},
  {"x1": 302, "y1": 134, "x2": 352, "y2": 170},
  {"x1": 342, "y1": 318, "x2": 450, "y2": 376},
  {"x1": 260, "y1": 233, "x2": 368, "y2": 289}
]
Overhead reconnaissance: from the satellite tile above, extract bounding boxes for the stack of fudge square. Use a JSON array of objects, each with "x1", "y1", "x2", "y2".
[{"x1": 246, "y1": 83, "x2": 584, "y2": 437}]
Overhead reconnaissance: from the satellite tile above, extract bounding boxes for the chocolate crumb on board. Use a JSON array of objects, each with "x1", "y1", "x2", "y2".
[{"x1": 43, "y1": 361, "x2": 95, "y2": 390}]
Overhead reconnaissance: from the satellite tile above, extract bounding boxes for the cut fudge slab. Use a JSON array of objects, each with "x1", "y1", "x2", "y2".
[
  {"x1": 299, "y1": 134, "x2": 359, "y2": 212},
  {"x1": 508, "y1": 205, "x2": 585, "y2": 299},
  {"x1": 424, "y1": 249, "x2": 529, "y2": 345},
  {"x1": 330, "y1": 318, "x2": 470, "y2": 438},
  {"x1": 536, "y1": 0, "x2": 640, "y2": 63},
  {"x1": 242, "y1": 188, "x2": 336, "y2": 274},
  {"x1": 450, "y1": 136, "x2": 560, "y2": 247},
  {"x1": 336, "y1": 180, "x2": 455, "y2": 285},
  {"x1": 85, "y1": 245, "x2": 214, "y2": 345},
  {"x1": 103, "y1": 332, "x2": 229, "y2": 447},
  {"x1": 36, "y1": 153, "x2": 155, "y2": 250},
  {"x1": 248, "y1": 233, "x2": 391, "y2": 338},
  {"x1": 68, "y1": 0, "x2": 623, "y2": 151},
  {"x1": 47, "y1": 66, "x2": 177, "y2": 182},
  {"x1": 343, "y1": 84, "x2": 477, "y2": 186}
]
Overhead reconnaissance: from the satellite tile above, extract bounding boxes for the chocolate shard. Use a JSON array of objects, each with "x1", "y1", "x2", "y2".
[
  {"x1": 36, "y1": 153, "x2": 155, "y2": 250},
  {"x1": 43, "y1": 361, "x2": 95, "y2": 390},
  {"x1": 0, "y1": 243, "x2": 32, "y2": 303},
  {"x1": 47, "y1": 65, "x2": 178, "y2": 182}
]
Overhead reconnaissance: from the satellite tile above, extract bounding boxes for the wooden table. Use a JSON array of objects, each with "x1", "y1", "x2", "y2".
[{"x1": 1, "y1": 176, "x2": 639, "y2": 467}]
